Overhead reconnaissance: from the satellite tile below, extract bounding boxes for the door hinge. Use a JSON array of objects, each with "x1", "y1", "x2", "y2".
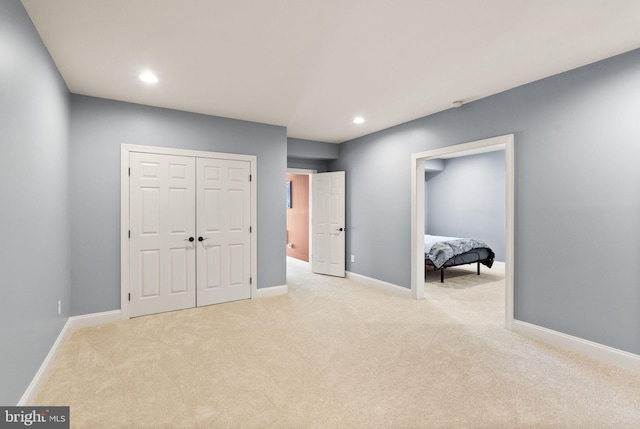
[
  {"x1": 249, "y1": 226, "x2": 252, "y2": 233},
  {"x1": 249, "y1": 277, "x2": 252, "y2": 285},
  {"x1": 128, "y1": 167, "x2": 130, "y2": 176},
  {"x1": 128, "y1": 293, "x2": 131, "y2": 301},
  {"x1": 249, "y1": 174, "x2": 252, "y2": 182},
  {"x1": 128, "y1": 230, "x2": 131, "y2": 238}
]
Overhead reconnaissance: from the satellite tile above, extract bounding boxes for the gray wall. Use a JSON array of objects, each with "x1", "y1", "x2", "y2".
[
  {"x1": 0, "y1": 0, "x2": 70, "y2": 404},
  {"x1": 426, "y1": 151, "x2": 506, "y2": 261},
  {"x1": 287, "y1": 157, "x2": 330, "y2": 172},
  {"x1": 331, "y1": 49, "x2": 640, "y2": 355},
  {"x1": 69, "y1": 95, "x2": 287, "y2": 315},
  {"x1": 288, "y1": 138, "x2": 339, "y2": 160},
  {"x1": 287, "y1": 138, "x2": 339, "y2": 172}
]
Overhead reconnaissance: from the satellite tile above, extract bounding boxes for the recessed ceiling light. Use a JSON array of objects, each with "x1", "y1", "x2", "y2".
[
  {"x1": 353, "y1": 116, "x2": 365, "y2": 124},
  {"x1": 139, "y1": 71, "x2": 159, "y2": 84}
]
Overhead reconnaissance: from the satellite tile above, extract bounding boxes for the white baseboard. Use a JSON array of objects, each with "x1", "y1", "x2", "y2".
[
  {"x1": 68, "y1": 309, "x2": 123, "y2": 330},
  {"x1": 346, "y1": 271, "x2": 412, "y2": 298},
  {"x1": 254, "y1": 284, "x2": 288, "y2": 299},
  {"x1": 512, "y1": 320, "x2": 640, "y2": 372},
  {"x1": 18, "y1": 319, "x2": 72, "y2": 406},
  {"x1": 18, "y1": 310, "x2": 123, "y2": 405}
]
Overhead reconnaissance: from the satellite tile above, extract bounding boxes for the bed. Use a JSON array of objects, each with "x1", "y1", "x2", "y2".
[{"x1": 424, "y1": 235, "x2": 495, "y2": 283}]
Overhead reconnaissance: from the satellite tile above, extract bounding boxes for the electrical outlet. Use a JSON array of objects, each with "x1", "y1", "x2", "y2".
[
  {"x1": 57, "y1": 300, "x2": 61, "y2": 316},
  {"x1": 351, "y1": 255, "x2": 355, "y2": 263}
]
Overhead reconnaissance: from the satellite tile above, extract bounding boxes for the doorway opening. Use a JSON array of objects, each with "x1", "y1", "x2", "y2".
[
  {"x1": 286, "y1": 170, "x2": 313, "y2": 262},
  {"x1": 411, "y1": 134, "x2": 515, "y2": 329},
  {"x1": 286, "y1": 168, "x2": 315, "y2": 265},
  {"x1": 286, "y1": 168, "x2": 315, "y2": 281}
]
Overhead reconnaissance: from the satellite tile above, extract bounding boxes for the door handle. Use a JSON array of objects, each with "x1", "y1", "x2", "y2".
[
  {"x1": 198, "y1": 236, "x2": 209, "y2": 242},
  {"x1": 184, "y1": 237, "x2": 195, "y2": 242}
]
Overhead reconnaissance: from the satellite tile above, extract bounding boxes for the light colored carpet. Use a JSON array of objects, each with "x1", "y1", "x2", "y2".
[{"x1": 35, "y1": 258, "x2": 640, "y2": 428}]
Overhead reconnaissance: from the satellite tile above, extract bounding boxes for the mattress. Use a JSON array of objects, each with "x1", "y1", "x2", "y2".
[{"x1": 424, "y1": 234, "x2": 494, "y2": 269}]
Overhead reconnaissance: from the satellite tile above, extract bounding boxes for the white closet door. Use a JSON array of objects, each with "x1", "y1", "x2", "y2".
[
  {"x1": 129, "y1": 153, "x2": 196, "y2": 317},
  {"x1": 311, "y1": 171, "x2": 346, "y2": 277},
  {"x1": 196, "y1": 158, "x2": 252, "y2": 306}
]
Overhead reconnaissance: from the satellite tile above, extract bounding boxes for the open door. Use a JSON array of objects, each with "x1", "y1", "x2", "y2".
[{"x1": 311, "y1": 171, "x2": 345, "y2": 277}]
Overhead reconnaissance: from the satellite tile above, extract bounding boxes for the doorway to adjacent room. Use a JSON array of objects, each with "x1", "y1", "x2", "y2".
[{"x1": 411, "y1": 134, "x2": 515, "y2": 329}]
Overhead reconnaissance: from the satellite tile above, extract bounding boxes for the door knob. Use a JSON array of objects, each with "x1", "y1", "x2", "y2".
[
  {"x1": 198, "y1": 236, "x2": 209, "y2": 242},
  {"x1": 184, "y1": 237, "x2": 195, "y2": 242}
]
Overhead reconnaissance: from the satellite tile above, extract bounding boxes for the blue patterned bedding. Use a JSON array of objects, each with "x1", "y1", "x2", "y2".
[{"x1": 424, "y1": 235, "x2": 494, "y2": 269}]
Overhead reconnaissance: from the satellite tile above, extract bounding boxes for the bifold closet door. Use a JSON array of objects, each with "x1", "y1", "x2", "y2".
[
  {"x1": 129, "y1": 153, "x2": 196, "y2": 317},
  {"x1": 196, "y1": 158, "x2": 252, "y2": 306}
]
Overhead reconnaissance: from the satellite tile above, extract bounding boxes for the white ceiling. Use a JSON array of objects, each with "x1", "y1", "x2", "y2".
[{"x1": 21, "y1": 0, "x2": 640, "y2": 144}]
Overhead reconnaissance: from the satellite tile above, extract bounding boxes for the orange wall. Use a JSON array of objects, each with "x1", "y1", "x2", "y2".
[{"x1": 286, "y1": 173, "x2": 309, "y2": 261}]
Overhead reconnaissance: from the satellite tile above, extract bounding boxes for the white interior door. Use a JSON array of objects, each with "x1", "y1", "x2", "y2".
[
  {"x1": 311, "y1": 171, "x2": 345, "y2": 277},
  {"x1": 129, "y1": 152, "x2": 196, "y2": 317},
  {"x1": 196, "y1": 158, "x2": 252, "y2": 306}
]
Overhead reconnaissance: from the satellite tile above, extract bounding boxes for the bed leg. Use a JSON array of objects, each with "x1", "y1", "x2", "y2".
[
  {"x1": 477, "y1": 262, "x2": 480, "y2": 275},
  {"x1": 440, "y1": 269, "x2": 444, "y2": 283}
]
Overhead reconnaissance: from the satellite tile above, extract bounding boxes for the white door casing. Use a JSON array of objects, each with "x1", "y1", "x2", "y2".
[
  {"x1": 129, "y1": 152, "x2": 197, "y2": 317},
  {"x1": 196, "y1": 157, "x2": 252, "y2": 306},
  {"x1": 410, "y1": 134, "x2": 514, "y2": 329},
  {"x1": 122, "y1": 145, "x2": 257, "y2": 319},
  {"x1": 311, "y1": 171, "x2": 346, "y2": 277}
]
